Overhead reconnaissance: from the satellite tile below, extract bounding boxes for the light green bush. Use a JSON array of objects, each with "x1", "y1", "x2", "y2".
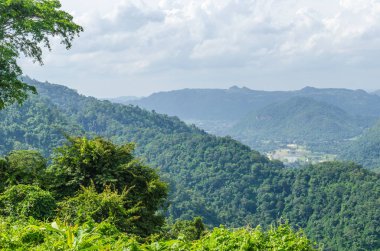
[{"x1": 0, "y1": 185, "x2": 56, "y2": 220}]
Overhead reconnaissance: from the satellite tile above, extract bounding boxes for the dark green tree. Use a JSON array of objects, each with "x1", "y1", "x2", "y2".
[
  {"x1": 4, "y1": 150, "x2": 47, "y2": 187},
  {"x1": 0, "y1": 0, "x2": 83, "y2": 109},
  {"x1": 48, "y1": 136, "x2": 168, "y2": 236},
  {"x1": 166, "y1": 217, "x2": 206, "y2": 241}
]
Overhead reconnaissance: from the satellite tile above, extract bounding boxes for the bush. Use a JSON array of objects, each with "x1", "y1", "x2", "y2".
[
  {"x1": 57, "y1": 185, "x2": 141, "y2": 233},
  {"x1": 165, "y1": 217, "x2": 206, "y2": 241},
  {"x1": 0, "y1": 185, "x2": 56, "y2": 220},
  {"x1": 0, "y1": 219, "x2": 318, "y2": 250}
]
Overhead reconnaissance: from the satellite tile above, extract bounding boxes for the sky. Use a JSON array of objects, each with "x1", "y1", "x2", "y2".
[{"x1": 19, "y1": 0, "x2": 380, "y2": 97}]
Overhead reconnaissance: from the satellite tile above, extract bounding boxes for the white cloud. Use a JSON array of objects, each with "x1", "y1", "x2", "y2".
[{"x1": 19, "y1": 0, "x2": 380, "y2": 96}]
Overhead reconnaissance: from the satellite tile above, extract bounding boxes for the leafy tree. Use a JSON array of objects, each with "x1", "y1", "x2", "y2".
[
  {"x1": 0, "y1": 0, "x2": 83, "y2": 109},
  {"x1": 4, "y1": 150, "x2": 47, "y2": 187},
  {"x1": 48, "y1": 136, "x2": 168, "y2": 236}
]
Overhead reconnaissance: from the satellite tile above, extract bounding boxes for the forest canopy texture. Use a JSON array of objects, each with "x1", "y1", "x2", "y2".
[
  {"x1": 0, "y1": 139, "x2": 318, "y2": 250},
  {"x1": 0, "y1": 80, "x2": 379, "y2": 250}
]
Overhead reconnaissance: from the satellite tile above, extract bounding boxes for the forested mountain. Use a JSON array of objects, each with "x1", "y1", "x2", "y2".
[
  {"x1": 130, "y1": 86, "x2": 268, "y2": 121},
  {"x1": 0, "y1": 78, "x2": 379, "y2": 250},
  {"x1": 340, "y1": 121, "x2": 380, "y2": 172},
  {"x1": 229, "y1": 97, "x2": 363, "y2": 151},
  {"x1": 122, "y1": 86, "x2": 380, "y2": 156}
]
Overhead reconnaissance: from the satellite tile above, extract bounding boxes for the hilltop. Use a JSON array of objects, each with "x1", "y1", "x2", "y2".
[{"x1": 229, "y1": 97, "x2": 362, "y2": 151}]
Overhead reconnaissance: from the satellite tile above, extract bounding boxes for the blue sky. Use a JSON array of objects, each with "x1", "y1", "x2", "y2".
[{"x1": 19, "y1": 0, "x2": 380, "y2": 97}]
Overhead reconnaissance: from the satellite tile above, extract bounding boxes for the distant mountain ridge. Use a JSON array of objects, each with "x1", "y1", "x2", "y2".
[
  {"x1": 105, "y1": 96, "x2": 141, "y2": 103},
  {"x1": 121, "y1": 85, "x2": 380, "y2": 152},
  {"x1": 126, "y1": 86, "x2": 380, "y2": 122}
]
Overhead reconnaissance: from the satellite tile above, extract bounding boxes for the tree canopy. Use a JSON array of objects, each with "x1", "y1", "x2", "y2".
[
  {"x1": 0, "y1": 80, "x2": 379, "y2": 250},
  {"x1": 0, "y1": 0, "x2": 82, "y2": 109},
  {"x1": 0, "y1": 137, "x2": 169, "y2": 237}
]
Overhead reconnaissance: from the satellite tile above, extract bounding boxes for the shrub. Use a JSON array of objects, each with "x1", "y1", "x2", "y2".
[
  {"x1": 57, "y1": 185, "x2": 141, "y2": 233},
  {"x1": 166, "y1": 217, "x2": 206, "y2": 241},
  {"x1": 0, "y1": 185, "x2": 56, "y2": 220}
]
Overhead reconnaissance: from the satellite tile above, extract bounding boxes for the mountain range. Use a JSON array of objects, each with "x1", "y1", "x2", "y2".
[
  {"x1": 125, "y1": 86, "x2": 380, "y2": 121},
  {"x1": 0, "y1": 77, "x2": 379, "y2": 250},
  {"x1": 114, "y1": 86, "x2": 380, "y2": 152}
]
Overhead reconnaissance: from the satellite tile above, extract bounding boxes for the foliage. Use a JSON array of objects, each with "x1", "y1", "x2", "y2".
[
  {"x1": 48, "y1": 136, "x2": 136, "y2": 197},
  {"x1": 0, "y1": 80, "x2": 379, "y2": 250},
  {"x1": 0, "y1": 44, "x2": 36, "y2": 109},
  {"x1": 188, "y1": 224, "x2": 316, "y2": 251},
  {"x1": 0, "y1": 158, "x2": 9, "y2": 192},
  {"x1": 0, "y1": 219, "x2": 317, "y2": 250},
  {"x1": 0, "y1": 0, "x2": 82, "y2": 109},
  {"x1": 48, "y1": 136, "x2": 168, "y2": 236},
  {"x1": 0, "y1": 93, "x2": 83, "y2": 156},
  {"x1": 164, "y1": 217, "x2": 206, "y2": 241},
  {"x1": 340, "y1": 120, "x2": 380, "y2": 170},
  {"x1": 0, "y1": 184, "x2": 56, "y2": 220},
  {"x1": 1, "y1": 150, "x2": 46, "y2": 189},
  {"x1": 282, "y1": 162, "x2": 380, "y2": 250},
  {"x1": 0, "y1": 137, "x2": 168, "y2": 237},
  {"x1": 57, "y1": 185, "x2": 142, "y2": 233}
]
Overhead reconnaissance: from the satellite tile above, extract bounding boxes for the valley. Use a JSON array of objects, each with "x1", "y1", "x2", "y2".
[
  {"x1": 120, "y1": 85, "x2": 380, "y2": 167},
  {"x1": 266, "y1": 144, "x2": 337, "y2": 165},
  {"x1": 0, "y1": 78, "x2": 378, "y2": 250}
]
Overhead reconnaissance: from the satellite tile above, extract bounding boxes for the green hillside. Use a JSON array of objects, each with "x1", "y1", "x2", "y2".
[
  {"x1": 0, "y1": 79, "x2": 379, "y2": 250},
  {"x1": 340, "y1": 120, "x2": 380, "y2": 171},
  {"x1": 229, "y1": 97, "x2": 362, "y2": 151}
]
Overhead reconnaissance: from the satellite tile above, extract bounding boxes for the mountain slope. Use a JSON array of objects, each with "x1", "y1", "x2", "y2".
[
  {"x1": 0, "y1": 95, "x2": 82, "y2": 155},
  {"x1": 1, "y1": 78, "x2": 278, "y2": 227},
  {"x1": 339, "y1": 120, "x2": 380, "y2": 171},
  {"x1": 229, "y1": 97, "x2": 362, "y2": 150},
  {"x1": 0, "y1": 78, "x2": 379, "y2": 250}
]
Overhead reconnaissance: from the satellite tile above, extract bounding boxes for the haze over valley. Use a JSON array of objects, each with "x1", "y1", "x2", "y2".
[{"x1": 106, "y1": 85, "x2": 380, "y2": 169}]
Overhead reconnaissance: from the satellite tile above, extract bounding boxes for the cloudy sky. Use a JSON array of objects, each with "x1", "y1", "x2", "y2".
[{"x1": 19, "y1": 0, "x2": 380, "y2": 97}]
